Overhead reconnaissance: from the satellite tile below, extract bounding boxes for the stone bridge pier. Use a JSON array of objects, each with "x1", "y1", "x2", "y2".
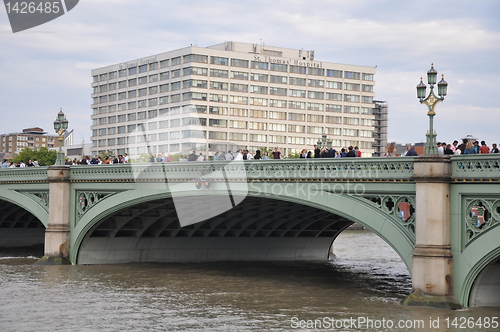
[
  {"x1": 403, "y1": 156, "x2": 461, "y2": 309},
  {"x1": 36, "y1": 165, "x2": 71, "y2": 265}
]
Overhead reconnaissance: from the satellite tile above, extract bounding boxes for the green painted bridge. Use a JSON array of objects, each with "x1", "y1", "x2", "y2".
[{"x1": 1, "y1": 155, "x2": 499, "y2": 308}]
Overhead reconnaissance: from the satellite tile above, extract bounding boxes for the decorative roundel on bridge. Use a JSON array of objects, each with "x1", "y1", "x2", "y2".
[
  {"x1": 204, "y1": 179, "x2": 211, "y2": 189},
  {"x1": 195, "y1": 178, "x2": 202, "y2": 189},
  {"x1": 78, "y1": 194, "x2": 87, "y2": 211}
]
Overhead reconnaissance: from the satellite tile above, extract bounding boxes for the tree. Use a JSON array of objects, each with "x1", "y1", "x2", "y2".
[
  {"x1": 171, "y1": 153, "x2": 182, "y2": 162},
  {"x1": 137, "y1": 153, "x2": 156, "y2": 163},
  {"x1": 13, "y1": 147, "x2": 57, "y2": 166},
  {"x1": 36, "y1": 147, "x2": 57, "y2": 166},
  {"x1": 286, "y1": 150, "x2": 302, "y2": 159}
]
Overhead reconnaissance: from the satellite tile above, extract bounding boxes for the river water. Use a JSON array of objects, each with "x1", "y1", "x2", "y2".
[{"x1": 0, "y1": 230, "x2": 498, "y2": 331}]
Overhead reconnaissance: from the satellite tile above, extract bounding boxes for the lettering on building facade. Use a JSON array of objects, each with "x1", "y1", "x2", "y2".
[
  {"x1": 253, "y1": 55, "x2": 323, "y2": 68},
  {"x1": 118, "y1": 56, "x2": 157, "y2": 70}
]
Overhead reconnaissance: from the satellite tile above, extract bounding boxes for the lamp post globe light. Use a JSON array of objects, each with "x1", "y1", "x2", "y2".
[
  {"x1": 53, "y1": 108, "x2": 69, "y2": 165},
  {"x1": 416, "y1": 63, "x2": 448, "y2": 155},
  {"x1": 316, "y1": 133, "x2": 333, "y2": 150}
]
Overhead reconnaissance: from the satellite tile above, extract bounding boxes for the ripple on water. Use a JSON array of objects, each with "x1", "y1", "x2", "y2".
[{"x1": 0, "y1": 231, "x2": 498, "y2": 331}]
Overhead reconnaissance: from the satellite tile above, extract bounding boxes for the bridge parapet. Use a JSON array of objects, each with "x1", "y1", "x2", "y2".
[
  {"x1": 242, "y1": 157, "x2": 415, "y2": 181},
  {"x1": 2, "y1": 155, "x2": 498, "y2": 184},
  {"x1": 68, "y1": 157, "x2": 416, "y2": 183},
  {"x1": 0, "y1": 167, "x2": 48, "y2": 183},
  {"x1": 451, "y1": 155, "x2": 500, "y2": 181}
]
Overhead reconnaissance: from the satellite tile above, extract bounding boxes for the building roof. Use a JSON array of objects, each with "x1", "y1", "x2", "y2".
[{"x1": 22, "y1": 127, "x2": 47, "y2": 134}]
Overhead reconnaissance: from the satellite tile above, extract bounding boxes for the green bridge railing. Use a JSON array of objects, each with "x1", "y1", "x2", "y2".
[
  {"x1": 1, "y1": 155, "x2": 499, "y2": 184},
  {"x1": 451, "y1": 155, "x2": 500, "y2": 181}
]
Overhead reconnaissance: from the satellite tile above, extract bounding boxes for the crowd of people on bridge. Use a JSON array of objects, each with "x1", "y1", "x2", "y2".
[
  {"x1": 64, "y1": 145, "x2": 367, "y2": 164},
  {"x1": 3, "y1": 138, "x2": 497, "y2": 168},
  {"x1": 175, "y1": 145, "x2": 364, "y2": 162},
  {"x1": 1, "y1": 159, "x2": 40, "y2": 168},
  {"x1": 64, "y1": 153, "x2": 130, "y2": 165},
  {"x1": 394, "y1": 139, "x2": 499, "y2": 157},
  {"x1": 166, "y1": 139, "x2": 499, "y2": 162},
  {"x1": 446, "y1": 139, "x2": 499, "y2": 155}
]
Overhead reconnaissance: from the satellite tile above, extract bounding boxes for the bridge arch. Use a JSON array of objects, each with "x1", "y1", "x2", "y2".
[
  {"x1": 71, "y1": 185, "x2": 414, "y2": 270},
  {"x1": 0, "y1": 190, "x2": 48, "y2": 227},
  {"x1": 0, "y1": 190, "x2": 47, "y2": 248},
  {"x1": 461, "y1": 234, "x2": 500, "y2": 307},
  {"x1": 249, "y1": 188, "x2": 414, "y2": 271}
]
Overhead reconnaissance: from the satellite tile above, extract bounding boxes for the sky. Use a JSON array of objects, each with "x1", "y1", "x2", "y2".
[{"x1": 1, "y1": 0, "x2": 499, "y2": 147}]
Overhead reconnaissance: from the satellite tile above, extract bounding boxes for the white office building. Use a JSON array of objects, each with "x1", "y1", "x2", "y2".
[{"x1": 90, "y1": 41, "x2": 385, "y2": 159}]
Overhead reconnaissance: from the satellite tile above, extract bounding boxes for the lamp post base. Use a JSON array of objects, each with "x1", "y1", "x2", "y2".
[
  {"x1": 424, "y1": 130, "x2": 438, "y2": 155},
  {"x1": 56, "y1": 152, "x2": 65, "y2": 165}
]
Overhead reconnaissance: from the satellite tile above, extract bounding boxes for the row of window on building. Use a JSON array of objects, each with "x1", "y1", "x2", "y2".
[
  {"x1": 93, "y1": 132, "x2": 374, "y2": 149},
  {"x1": 93, "y1": 104, "x2": 374, "y2": 120},
  {"x1": 93, "y1": 74, "x2": 374, "y2": 94},
  {"x1": 93, "y1": 115, "x2": 373, "y2": 130},
  {"x1": 93, "y1": 85, "x2": 372, "y2": 104},
  {"x1": 1, "y1": 143, "x2": 48, "y2": 152},
  {"x1": 92, "y1": 106, "x2": 375, "y2": 127},
  {"x1": 93, "y1": 93, "x2": 374, "y2": 109},
  {"x1": 93, "y1": 55, "x2": 375, "y2": 83},
  {"x1": 94, "y1": 121, "x2": 373, "y2": 137},
  {"x1": 1, "y1": 136, "x2": 50, "y2": 142}
]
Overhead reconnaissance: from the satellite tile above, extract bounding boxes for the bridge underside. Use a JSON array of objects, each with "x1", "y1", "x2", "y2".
[
  {"x1": 0, "y1": 199, "x2": 45, "y2": 248},
  {"x1": 469, "y1": 258, "x2": 500, "y2": 307},
  {"x1": 78, "y1": 196, "x2": 354, "y2": 264}
]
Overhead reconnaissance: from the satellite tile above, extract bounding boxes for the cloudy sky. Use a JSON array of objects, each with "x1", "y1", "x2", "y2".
[{"x1": 1, "y1": 0, "x2": 499, "y2": 147}]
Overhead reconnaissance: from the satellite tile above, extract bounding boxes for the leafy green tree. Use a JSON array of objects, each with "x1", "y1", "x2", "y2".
[
  {"x1": 12, "y1": 147, "x2": 34, "y2": 164},
  {"x1": 99, "y1": 151, "x2": 109, "y2": 162},
  {"x1": 169, "y1": 153, "x2": 182, "y2": 162},
  {"x1": 13, "y1": 147, "x2": 57, "y2": 166},
  {"x1": 36, "y1": 147, "x2": 57, "y2": 166},
  {"x1": 286, "y1": 150, "x2": 302, "y2": 159},
  {"x1": 137, "y1": 153, "x2": 156, "y2": 163}
]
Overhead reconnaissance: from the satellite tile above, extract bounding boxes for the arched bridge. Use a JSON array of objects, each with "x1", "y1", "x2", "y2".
[{"x1": 0, "y1": 156, "x2": 499, "y2": 308}]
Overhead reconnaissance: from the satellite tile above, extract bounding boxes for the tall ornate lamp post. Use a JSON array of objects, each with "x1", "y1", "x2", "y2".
[
  {"x1": 53, "y1": 108, "x2": 69, "y2": 165},
  {"x1": 316, "y1": 133, "x2": 332, "y2": 150},
  {"x1": 416, "y1": 63, "x2": 448, "y2": 155}
]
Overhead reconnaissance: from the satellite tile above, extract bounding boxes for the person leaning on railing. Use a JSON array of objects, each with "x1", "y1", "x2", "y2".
[
  {"x1": 464, "y1": 140, "x2": 477, "y2": 154},
  {"x1": 405, "y1": 146, "x2": 418, "y2": 156},
  {"x1": 382, "y1": 143, "x2": 397, "y2": 157}
]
